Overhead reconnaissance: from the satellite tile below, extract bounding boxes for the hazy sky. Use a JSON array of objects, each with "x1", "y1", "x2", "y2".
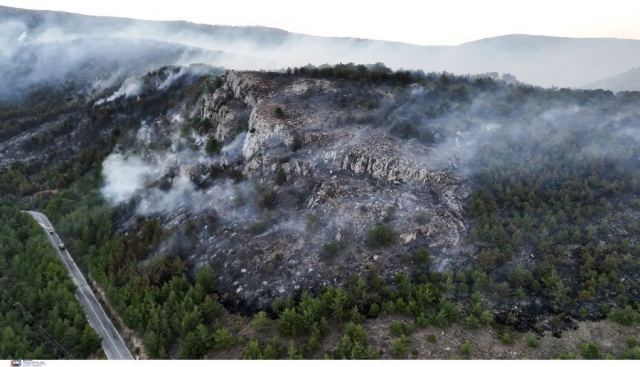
[{"x1": 1, "y1": 0, "x2": 639, "y2": 45}]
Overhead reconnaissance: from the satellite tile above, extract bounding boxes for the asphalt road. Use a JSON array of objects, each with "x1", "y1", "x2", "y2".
[{"x1": 26, "y1": 211, "x2": 134, "y2": 360}]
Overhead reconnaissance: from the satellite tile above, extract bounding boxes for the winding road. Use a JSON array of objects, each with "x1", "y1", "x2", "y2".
[{"x1": 26, "y1": 211, "x2": 134, "y2": 360}]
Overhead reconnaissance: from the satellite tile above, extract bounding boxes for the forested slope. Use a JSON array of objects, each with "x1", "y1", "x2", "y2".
[{"x1": 0, "y1": 203, "x2": 102, "y2": 358}]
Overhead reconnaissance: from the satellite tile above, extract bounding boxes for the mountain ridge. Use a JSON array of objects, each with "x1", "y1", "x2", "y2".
[
  {"x1": 5, "y1": 5, "x2": 640, "y2": 47},
  {"x1": 3, "y1": 5, "x2": 640, "y2": 91}
]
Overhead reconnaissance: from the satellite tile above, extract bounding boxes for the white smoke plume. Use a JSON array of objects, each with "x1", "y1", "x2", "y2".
[
  {"x1": 95, "y1": 77, "x2": 144, "y2": 105},
  {"x1": 101, "y1": 153, "x2": 160, "y2": 203},
  {"x1": 100, "y1": 111, "x2": 260, "y2": 221}
]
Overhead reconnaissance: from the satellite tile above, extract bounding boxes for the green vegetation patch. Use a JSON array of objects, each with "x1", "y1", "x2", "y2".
[{"x1": 0, "y1": 203, "x2": 101, "y2": 359}]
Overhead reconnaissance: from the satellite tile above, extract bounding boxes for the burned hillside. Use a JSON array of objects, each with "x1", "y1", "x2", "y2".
[
  {"x1": 2, "y1": 64, "x2": 640, "y2": 357},
  {"x1": 96, "y1": 65, "x2": 640, "y2": 321}
]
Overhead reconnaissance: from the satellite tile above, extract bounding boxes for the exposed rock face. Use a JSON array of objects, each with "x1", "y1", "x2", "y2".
[{"x1": 181, "y1": 71, "x2": 471, "y2": 309}]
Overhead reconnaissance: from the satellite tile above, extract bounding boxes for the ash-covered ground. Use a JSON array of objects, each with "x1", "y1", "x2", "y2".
[{"x1": 100, "y1": 70, "x2": 471, "y2": 310}]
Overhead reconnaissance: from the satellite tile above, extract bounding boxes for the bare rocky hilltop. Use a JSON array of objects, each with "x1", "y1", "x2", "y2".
[{"x1": 187, "y1": 70, "x2": 469, "y2": 309}]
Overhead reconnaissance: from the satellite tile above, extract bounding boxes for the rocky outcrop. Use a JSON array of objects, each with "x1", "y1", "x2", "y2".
[
  {"x1": 2, "y1": 67, "x2": 472, "y2": 311},
  {"x1": 164, "y1": 71, "x2": 473, "y2": 309},
  {"x1": 241, "y1": 103, "x2": 298, "y2": 161},
  {"x1": 201, "y1": 71, "x2": 262, "y2": 143}
]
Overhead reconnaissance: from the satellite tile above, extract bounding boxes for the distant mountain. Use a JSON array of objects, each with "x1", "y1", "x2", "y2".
[
  {"x1": 3, "y1": 5, "x2": 640, "y2": 97},
  {"x1": 450, "y1": 35, "x2": 640, "y2": 89},
  {"x1": 583, "y1": 67, "x2": 640, "y2": 92}
]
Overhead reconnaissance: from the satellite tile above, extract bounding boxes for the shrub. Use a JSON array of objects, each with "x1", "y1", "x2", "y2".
[
  {"x1": 464, "y1": 315, "x2": 482, "y2": 329},
  {"x1": 433, "y1": 300, "x2": 459, "y2": 327},
  {"x1": 271, "y1": 297, "x2": 294, "y2": 316},
  {"x1": 368, "y1": 303, "x2": 380, "y2": 317},
  {"x1": 337, "y1": 322, "x2": 377, "y2": 359},
  {"x1": 349, "y1": 306, "x2": 365, "y2": 324},
  {"x1": 206, "y1": 76, "x2": 224, "y2": 93},
  {"x1": 557, "y1": 352, "x2": 577, "y2": 359},
  {"x1": 391, "y1": 336, "x2": 412, "y2": 358},
  {"x1": 275, "y1": 167, "x2": 287, "y2": 185},
  {"x1": 194, "y1": 266, "x2": 215, "y2": 294},
  {"x1": 179, "y1": 330, "x2": 207, "y2": 358},
  {"x1": 415, "y1": 313, "x2": 428, "y2": 328},
  {"x1": 525, "y1": 333, "x2": 540, "y2": 348},
  {"x1": 381, "y1": 300, "x2": 396, "y2": 314},
  {"x1": 205, "y1": 136, "x2": 221, "y2": 155},
  {"x1": 244, "y1": 340, "x2": 264, "y2": 359},
  {"x1": 580, "y1": 342, "x2": 601, "y2": 360},
  {"x1": 390, "y1": 321, "x2": 413, "y2": 337},
  {"x1": 278, "y1": 308, "x2": 304, "y2": 337},
  {"x1": 191, "y1": 117, "x2": 212, "y2": 134},
  {"x1": 287, "y1": 340, "x2": 303, "y2": 359},
  {"x1": 609, "y1": 305, "x2": 639, "y2": 326},
  {"x1": 383, "y1": 206, "x2": 395, "y2": 222},
  {"x1": 325, "y1": 287, "x2": 352, "y2": 321},
  {"x1": 413, "y1": 248, "x2": 431, "y2": 266},
  {"x1": 465, "y1": 292, "x2": 493, "y2": 328},
  {"x1": 274, "y1": 107, "x2": 285, "y2": 118},
  {"x1": 459, "y1": 340, "x2": 472, "y2": 358},
  {"x1": 499, "y1": 332, "x2": 513, "y2": 345},
  {"x1": 321, "y1": 240, "x2": 341, "y2": 262},
  {"x1": 365, "y1": 223, "x2": 396, "y2": 248},
  {"x1": 243, "y1": 339, "x2": 281, "y2": 359},
  {"x1": 258, "y1": 187, "x2": 277, "y2": 209},
  {"x1": 179, "y1": 121, "x2": 193, "y2": 138},
  {"x1": 250, "y1": 311, "x2": 273, "y2": 332},
  {"x1": 213, "y1": 328, "x2": 236, "y2": 350},
  {"x1": 305, "y1": 214, "x2": 321, "y2": 233},
  {"x1": 621, "y1": 347, "x2": 640, "y2": 359}
]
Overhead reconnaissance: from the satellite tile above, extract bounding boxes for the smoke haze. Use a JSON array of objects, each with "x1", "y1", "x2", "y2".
[{"x1": 3, "y1": 4, "x2": 640, "y2": 103}]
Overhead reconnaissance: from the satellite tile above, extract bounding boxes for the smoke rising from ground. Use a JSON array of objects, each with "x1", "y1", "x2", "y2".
[
  {"x1": 95, "y1": 77, "x2": 144, "y2": 105},
  {"x1": 101, "y1": 153, "x2": 160, "y2": 203},
  {"x1": 100, "y1": 98, "x2": 260, "y2": 223},
  {"x1": 102, "y1": 145, "x2": 257, "y2": 220}
]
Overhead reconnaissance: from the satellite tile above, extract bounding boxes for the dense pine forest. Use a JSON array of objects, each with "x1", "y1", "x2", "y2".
[{"x1": 0, "y1": 203, "x2": 102, "y2": 358}]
